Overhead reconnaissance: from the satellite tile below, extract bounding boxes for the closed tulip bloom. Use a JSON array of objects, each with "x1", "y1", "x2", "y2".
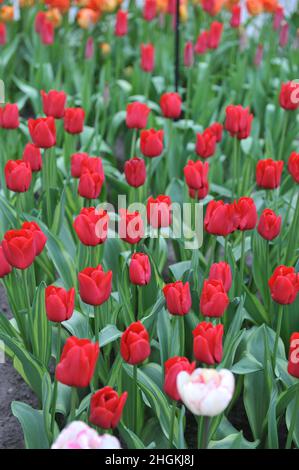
[
  {"x1": 120, "y1": 321, "x2": 151, "y2": 365},
  {"x1": 41, "y1": 89, "x2": 67, "y2": 119},
  {"x1": 257, "y1": 209, "x2": 281, "y2": 241},
  {"x1": 143, "y1": 0, "x2": 156, "y2": 20},
  {"x1": 28, "y1": 117, "x2": 56, "y2": 148},
  {"x1": 56, "y1": 337, "x2": 99, "y2": 387},
  {"x1": 230, "y1": 5, "x2": 241, "y2": 28},
  {"x1": 5, "y1": 160, "x2": 32, "y2": 193},
  {"x1": 22, "y1": 143, "x2": 42, "y2": 172},
  {"x1": 40, "y1": 19, "x2": 54, "y2": 45},
  {"x1": 78, "y1": 170, "x2": 103, "y2": 199},
  {"x1": 147, "y1": 195, "x2": 171, "y2": 228},
  {"x1": 160, "y1": 92, "x2": 182, "y2": 119},
  {"x1": 279, "y1": 21, "x2": 289, "y2": 48},
  {"x1": 163, "y1": 281, "x2": 192, "y2": 316},
  {"x1": 140, "y1": 129, "x2": 164, "y2": 157},
  {"x1": 256, "y1": 159, "x2": 284, "y2": 189},
  {"x1": 35, "y1": 11, "x2": 47, "y2": 33},
  {"x1": 287, "y1": 332, "x2": 299, "y2": 378},
  {"x1": 78, "y1": 265, "x2": 112, "y2": 306},
  {"x1": 119, "y1": 209, "x2": 144, "y2": 244},
  {"x1": 246, "y1": 0, "x2": 263, "y2": 16},
  {"x1": 0, "y1": 22, "x2": 6, "y2": 45},
  {"x1": 204, "y1": 200, "x2": 236, "y2": 236},
  {"x1": 200, "y1": 279, "x2": 229, "y2": 317},
  {"x1": 184, "y1": 41, "x2": 194, "y2": 67},
  {"x1": 194, "y1": 31, "x2": 208, "y2": 54},
  {"x1": 0, "y1": 103, "x2": 19, "y2": 129},
  {"x1": 202, "y1": 0, "x2": 222, "y2": 16},
  {"x1": 74, "y1": 207, "x2": 109, "y2": 246},
  {"x1": 0, "y1": 243, "x2": 12, "y2": 278},
  {"x1": 195, "y1": 129, "x2": 216, "y2": 159},
  {"x1": 2, "y1": 229, "x2": 36, "y2": 269},
  {"x1": 207, "y1": 22, "x2": 223, "y2": 49},
  {"x1": 90, "y1": 387, "x2": 127, "y2": 429},
  {"x1": 124, "y1": 157, "x2": 146, "y2": 187},
  {"x1": 279, "y1": 81, "x2": 299, "y2": 111},
  {"x1": 193, "y1": 322, "x2": 224, "y2": 365},
  {"x1": 64, "y1": 108, "x2": 85, "y2": 134},
  {"x1": 129, "y1": 252, "x2": 151, "y2": 285},
  {"x1": 141, "y1": 43, "x2": 155, "y2": 73},
  {"x1": 225, "y1": 104, "x2": 253, "y2": 140},
  {"x1": 71, "y1": 152, "x2": 89, "y2": 178},
  {"x1": 126, "y1": 102, "x2": 150, "y2": 129},
  {"x1": 268, "y1": 265, "x2": 299, "y2": 305},
  {"x1": 209, "y1": 262, "x2": 232, "y2": 292},
  {"x1": 164, "y1": 356, "x2": 196, "y2": 401},
  {"x1": 273, "y1": 5, "x2": 284, "y2": 31},
  {"x1": 177, "y1": 368, "x2": 235, "y2": 416},
  {"x1": 184, "y1": 160, "x2": 209, "y2": 193},
  {"x1": 52, "y1": 421, "x2": 121, "y2": 449},
  {"x1": 45, "y1": 286, "x2": 75, "y2": 322},
  {"x1": 288, "y1": 152, "x2": 299, "y2": 184},
  {"x1": 234, "y1": 197, "x2": 258, "y2": 231},
  {"x1": 115, "y1": 10, "x2": 128, "y2": 36},
  {"x1": 81, "y1": 156, "x2": 105, "y2": 182},
  {"x1": 22, "y1": 221, "x2": 47, "y2": 256},
  {"x1": 209, "y1": 122, "x2": 223, "y2": 142}
]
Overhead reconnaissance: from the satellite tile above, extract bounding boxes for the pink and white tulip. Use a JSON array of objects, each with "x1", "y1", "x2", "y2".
[{"x1": 51, "y1": 421, "x2": 121, "y2": 449}]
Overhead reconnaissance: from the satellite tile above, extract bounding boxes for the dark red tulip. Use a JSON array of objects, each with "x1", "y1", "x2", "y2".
[
  {"x1": 184, "y1": 160, "x2": 209, "y2": 197},
  {"x1": 234, "y1": 197, "x2": 258, "y2": 231},
  {"x1": 22, "y1": 221, "x2": 47, "y2": 256},
  {"x1": 124, "y1": 157, "x2": 146, "y2": 187},
  {"x1": 209, "y1": 122, "x2": 223, "y2": 142},
  {"x1": 71, "y1": 152, "x2": 89, "y2": 178},
  {"x1": 78, "y1": 169, "x2": 103, "y2": 199}
]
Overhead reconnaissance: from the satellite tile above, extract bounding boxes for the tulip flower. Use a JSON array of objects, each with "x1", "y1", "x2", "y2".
[
  {"x1": 194, "y1": 31, "x2": 208, "y2": 55},
  {"x1": 225, "y1": 104, "x2": 253, "y2": 140},
  {"x1": 209, "y1": 122, "x2": 223, "y2": 143},
  {"x1": 184, "y1": 160, "x2": 209, "y2": 197},
  {"x1": 230, "y1": 5, "x2": 241, "y2": 28},
  {"x1": 140, "y1": 43, "x2": 155, "y2": 73},
  {"x1": 22, "y1": 143, "x2": 42, "y2": 172},
  {"x1": 80, "y1": 156, "x2": 105, "y2": 181},
  {"x1": 78, "y1": 265, "x2": 112, "y2": 306},
  {"x1": 64, "y1": 108, "x2": 85, "y2": 134},
  {"x1": 120, "y1": 321, "x2": 151, "y2": 365},
  {"x1": 74, "y1": 207, "x2": 109, "y2": 246},
  {"x1": 193, "y1": 322, "x2": 224, "y2": 365},
  {"x1": 288, "y1": 152, "x2": 299, "y2": 184},
  {"x1": 89, "y1": 387, "x2": 128, "y2": 429},
  {"x1": 207, "y1": 21, "x2": 223, "y2": 49},
  {"x1": 140, "y1": 129, "x2": 164, "y2": 157},
  {"x1": 52, "y1": 421, "x2": 121, "y2": 449},
  {"x1": 41, "y1": 89, "x2": 67, "y2": 119},
  {"x1": 0, "y1": 103, "x2": 19, "y2": 129},
  {"x1": 4, "y1": 160, "x2": 32, "y2": 193},
  {"x1": 204, "y1": 200, "x2": 236, "y2": 236},
  {"x1": 268, "y1": 265, "x2": 299, "y2": 305},
  {"x1": 143, "y1": 0, "x2": 157, "y2": 21},
  {"x1": 164, "y1": 357, "x2": 196, "y2": 401},
  {"x1": 147, "y1": 195, "x2": 171, "y2": 229},
  {"x1": 2, "y1": 229, "x2": 36, "y2": 269},
  {"x1": 40, "y1": 19, "x2": 54, "y2": 45},
  {"x1": 184, "y1": 41, "x2": 194, "y2": 67},
  {"x1": 45, "y1": 286, "x2": 75, "y2": 322},
  {"x1": 0, "y1": 22, "x2": 6, "y2": 45},
  {"x1": 163, "y1": 281, "x2": 192, "y2": 316},
  {"x1": 257, "y1": 209, "x2": 281, "y2": 241},
  {"x1": 129, "y1": 253, "x2": 151, "y2": 286},
  {"x1": 246, "y1": 0, "x2": 263, "y2": 16},
  {"x1": 208, "y1": 262, "x2": 232, "y2": 292},
  {"x1": 126, "y1": 102, "x2": 150, "y2": 129},
  {"x1": 70, "y1": 152, "x2": 89, "y2": 178},
  {"x1": 35, "y1": 11, "x2": 47, "y2": 33},
  {"x1": 202, "y1": 0, "x2": 222, "y2": 16},
  {"x1": 279, "y1": 81, "x2": 299, "y2": 111},
  {"x1": 78, "y1": 169, "x2": 103, "y2": 199},
  {"x1": 28, "y1": 117, "x2": 56, "y2": 148},
  {"x1": 115, "y1": 10, "x2": 128, "y2": 36},
  {"x1": 195, "y1": 129, "x2": 216, "y2": 159},
  {"x1": 279, "y1": 21, "x2": 289, "y2": 48},
  {"x1": 21, "y1": 221, "x2": 47, "y2": 256},
  {"x1": 234, "y1": 197, "x2": 258, "y2": 231},
  {"x1": 256, "y1": 159, "x2": 284, "y2": 189},
  {"x1": 200, "y1": 279, "x2": 229, "y2": 317},
  {"x1": 56, "y1": 337, "x2": 99, "y2": 387},
  {"x1": 288, "y1": 332, "x2": 299, "y2": 379},
  {"x1": 160, "y1": 92, "x2": 182, "y2": 119},
  {"x1": 177, "y1": 368, "x2": 235, "y2": 416},
  {"x1": 124, "y1": 157, "x2": 146, "y2": 187},
  {"x1": 119, "y1": 209, "x2": 144, "y2": 244},
  {"x1": 273, "y1": 5, "x2": 284, "y2": 30},
  {"x1": 0, "y1": 243, "x2": 12, "y2": 278}
]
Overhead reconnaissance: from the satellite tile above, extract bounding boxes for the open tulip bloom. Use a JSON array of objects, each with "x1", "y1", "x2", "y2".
[{"x1": 1, "y1": 0, "x2": 299, "y2": 454}]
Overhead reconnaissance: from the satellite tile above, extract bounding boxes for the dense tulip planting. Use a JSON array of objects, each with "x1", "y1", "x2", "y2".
[{"x1": 0, "y1": 0, "x2": 299, "y2": 452}]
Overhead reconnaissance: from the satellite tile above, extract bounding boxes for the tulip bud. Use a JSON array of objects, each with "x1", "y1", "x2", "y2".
[
  {"x1": 230, "y1": 5, "x2": 241, "y2": 28},
  {"x1": 74, "y1": 207, "x2": 109, "y2": 246},
  {"x1": 164, "y1": 356, "x2": 195, "y2": 401},
  {"x1": 64, "y1": 107, "x2": 85, "y2": 134},
  {"x1": 115, "y1": 10, "x2": 128, "y2": 36},
  {"x1": 268, "y1": 265, "x2": 299, "y2": 305},
  {"x1": 207, "y1": 21, "x2": 223, "y2": 49},
  {"x1": 256, "y1": 158, "x2": 284, "y2": 189},
  {"x1": 147, "y1": 195, "x2": 171, "y2": 228},
  {"x1": 193, "y1": 322, "x2": 224, "y2": 365},
  {"x1": 257, "y1": 209, "x2": 281, "y2": 241},
  {"x1": 140, "y1": 43, "x2": 155, "y2": 73},
  {"x1": 124, "y1": 157, "x2": 146, "y2": 187},
  {"x1": 160, "y1": 92, "x2": 182, "y2": 119},
  {"x1": 288, "y1": 332, "x2": 299, "y2": 378},
  {"x1": 22, "y1": 143, "x2": 42, "y2": 172},
  {"x1": 120, "y1": 321, "x2": 151, "y2": 365},
  {"x1": 28, "y1": 117, "x2": 56, "y2": 148},
  {"x1": 163, "y1": 281, "x2": 192, "y2": 316},
  {"x1": 129, "y1": 253, "x2": 151, "y2": 286},
  {"x1": 78, "y1": 265, "x2": 112, "y2": 306},
  {"x1": 126, "y1": 102, "x2": 150, "y2": 129},
  {"x1": 41, "y1": 89, "x2": 67, "y2": 119},
  {"x1": 200, "y1": 279, "x2": 229, "y2": 317},
  {"x1": 40, "y1": 19, "x2": 54, "y2": 45},
  {"x1": 90, "y1": 387, "x2": 128, "y2": 429},
  {"x1": 5, "y1": 160, "x2": 32, "y2": 193},
  {"x1": 0, "y1": 103, "x2": 19, "y2": 129},
  {"x1": 45, "y1": 286, "x2": 75, "y2": 322},
  {"x1": 208, "y1": 262, "x2": 232, "y2": 292}
]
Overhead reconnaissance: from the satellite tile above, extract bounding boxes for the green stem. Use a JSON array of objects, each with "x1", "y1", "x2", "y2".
[
  {"x1": 130, "y1": 128, "x2": 138, "y2": 160},
  {"x1": 272, "y1": 304, "x2": 284, "y2": 372},
  {"x1": 224, "y1": 236, "x2": 229, "y2": 262},
  {"x1": 51, "y1": 322, "x2": 62, "y2": 438},
  {"x1": 132, "y1": 365, "x2": 138, "y2": 433},
  {"x1": 285, "y1": 389, "x2": 299, "y2": 449},
  {"x1": 232, "y1": 137, "x2": 238, "y2": 198},
  {"x1": 277, "y1": 112, "x2": 288, "y2": 161},
  {"x1": 239, "y1": 231, "x2": 246, "y2": 293},
  {"x1": 168, "y1": 400, "x2": 176, "y2": 449},
  {"x1": 68, "y1": 387, "x2": 77, "y2": 423}
]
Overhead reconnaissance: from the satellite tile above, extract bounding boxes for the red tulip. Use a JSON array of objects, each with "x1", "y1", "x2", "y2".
[
  {"x1": 209, "y1": 261, "x2": 232, "y2": 292},
  {"x1": 0, "y1": 243, "x2": 12, "y2": 278},
  {"x1": 40, "y1": 19, "x2": 54, "y2": 45},
  {"x1": 230, "y1": 5, "x2": 241, "y2": 28},
  {"x1": 141, "y1": 43, "x2": 155, "y2": 73},
  {"x1": 193, "y1": 322, "x2": 224, "y2": 365},
  {"x1": 160, "y1": 92, "x2": 182, "y2": 119},
  {"x1": 115, "y1": 10, "x2": 128, "y2": 36},
  {"x1": 204, "y1": 200, "x2": 236, "y2": 236},
  {"x1": 28, "y1": 117, "x2": 56, "y2": 148},
  {"x1": 184, "y1": 160, "x2": 209, "y2": 197},
  {"x1": 129, "y1": 253, "x2": 151, "y2": 286},
  {"x1": 0, "y1": 103, "x2": 19, "y2": 129},
  {"x1": 126, "y1": 102, "x2": 150, "y2": 129},
  {"x1": 64, "y1": 108, "x2": 85, "y2": 134},
  {"x1": 74, "y1": 207, "x2": 109, "y2": 246},
  {"x1": 22, "y1": 143, "x2": 42, "y2": 172},
  {"x1": 124, "y1": 157, "x2": 146, "y2": 187},
  {"x1": 143, "y1": 0, "x2": 157, "y2": 21},
  {"x1": 202, "y1": 0, "x2": 221, "y2": 16},
  {"x1": 0, "y1": 22, "x2": 6, "y2": 45},
  {"x1": 194, "y1": 31, "x2": 208, "y2": 54},
  {"x1": 89, "y1": 387, "x2": 128, "y2": 429},
  {"x1": 279, "y1": 81, "x2": 299, "y2": 111},
  {"x1": 234, "y1": 197, "x2": 258, "y2": 231},
  {"x1": 45, "y1": 286, "x2": 75, "y2": 322},
  {"x1": 21, "y1": 221, "x2": 47, "y2": 256},
  {"x1": 288, "y1": 152, "x2": 299, "y2": 184},
  {"x1": 119, "y1": 209, "x2": 144, "y2": 244},
  {"x1": 2, "y1": 229, "x2": 36, "y2": 269},
  {"x1": 288, "y1": 332, "x2": 299, "y2": 378},
  {"x1": 41, "y1": 90, "x2": 67, "y2": 119},
  {"x1": 78, "y1": 265, "x2": 112, "y2": 306},
  {"x1": 5, "y1": 160, "x2": 32, "y2": 193},
  {"x1": 140, "y1": 129, "x2": 164, "y2": 157},
  {"x1": 279, "y1": 21, "x2": 289, "y2": 48},
  {"x1": 269, "y1": 265, "x2": 299, "y2": 305},
  {"x1": 35, "y1": 11, "x2": 47, "y2": 33},
  {"x1": 78, "y1": 169, "x2": 103, "y2": 199},
  {"x1": 163, "y1": 281, "x2": 192, "y2": 316},
  {"x1": 209, "y1": 122, "x2": 223, "y2": 142},
  {"x1": 120, "y1": 321, "x2": 151, "y2": 365},
  {"x1": 207, "y1": 22, "x2": 223, "y2": 49},
  {"x1": 257, "y1": 209, "x2": 281, "y2": 241},
  {"x1": 184, "y1": 41, "x2": 194, "y2": 67},
  {"x1": 164, "y1": 356, "x2": 196, "y2": 401},
  {"x1": 56, "y1": 337, "x2": 99, "y2": 387},
  {"x1": 200, "y1": 279, "x2": 229, "y2": 317},
  {"x1": 147, "y1": 195, "x2": 171, "y2": 228},
  {"x1": 273, "y1": 5, "x2": 284, "y2": 31},
  {"x1": 195, "y1": 129, "x2": 216, "y2": 159},
  {"x1": 71, "y1": 152, "x2": 89, "y2": 178},
  {"x1": 256, "y1": 159, "x2": 284, "y2": 189},
  {"x1": 225, "y1": 105, "x2": 253, "y2": 140},
  {"x1": 80, "y1": 156, "x2": 105, "y2": 182}
]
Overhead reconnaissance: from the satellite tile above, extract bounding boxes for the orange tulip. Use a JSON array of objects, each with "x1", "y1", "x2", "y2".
[
  {"x1": 262, "y1": 0, "x2": 278, "y2": 13},
  {"x1": 77, "y1": 7, "x2": 100, "y2": 28},
  {"x1": 45, "y1": 0, "x2": 71, "y2": 12},
  {"x1": 246, "y1": 0, "x2": 263, "y2": 15},
  {"x1": 0, "y1": 6, "x2": 14, "y2": 22},
  {"x1": 46, "y1": 8, "x2": 62, "y2": 27}
]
